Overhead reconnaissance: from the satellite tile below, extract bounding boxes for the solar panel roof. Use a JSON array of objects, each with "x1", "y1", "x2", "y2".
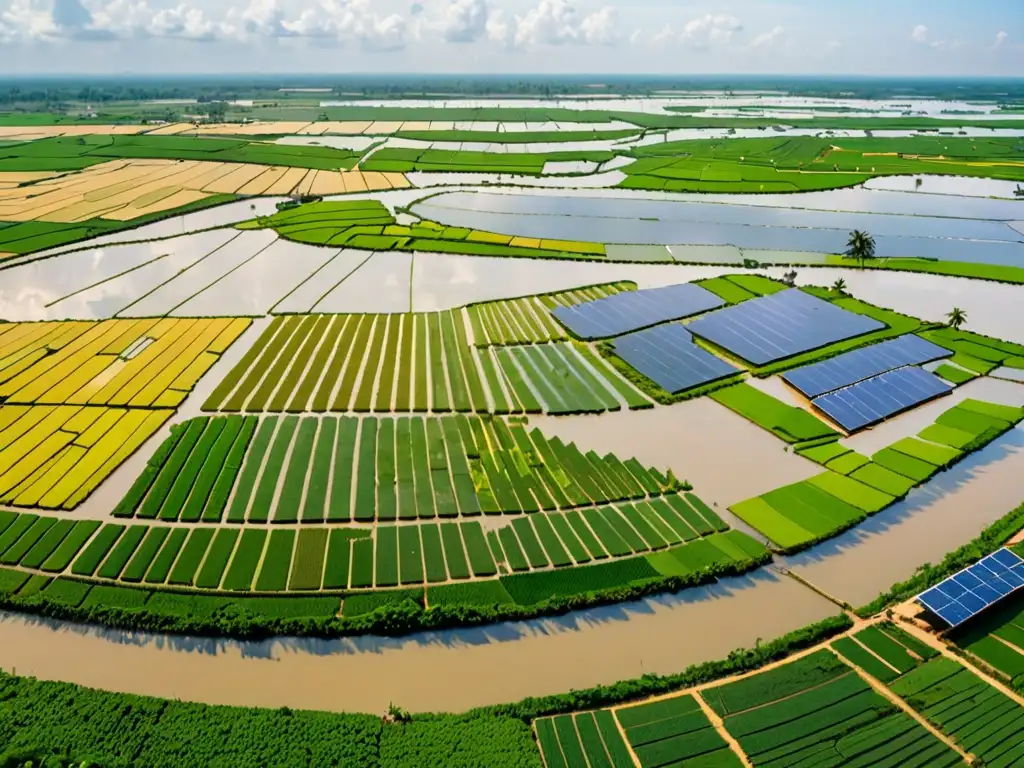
[
  {"x1": 917, "y1": 548, "x2": 1024, "y2": 628},
  {"x1": 811, "y1": 365, "x2": 952, "y2": 432},
  {"x1": 685, "y1": 289, "x2": 885, "y2": 366},
  {"x1": 611, "y1": 324, "x2": 740, "y2": 394},
  {"x1": 782, "y1": 334, "x2": 953, "y2": 398},
  {"x1": 551, "y1": 283, "x2": 724, "y2": 340}
]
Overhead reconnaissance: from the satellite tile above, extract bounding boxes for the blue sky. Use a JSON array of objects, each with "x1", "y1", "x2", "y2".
[{"x1": 0, "y1": 0, "x2": 1020, "y2": 75}]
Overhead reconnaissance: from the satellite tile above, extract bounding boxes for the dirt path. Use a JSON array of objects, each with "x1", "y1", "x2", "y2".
[
  {"x1": 827, "y1": 643, "x2": 972, "y2": 763},
  {"x1": 693, "y1": 694, "x2": 753, "y2": 768},
  {"x1": 900, "y1": 619, "x2": 1024, "y2": 709}
]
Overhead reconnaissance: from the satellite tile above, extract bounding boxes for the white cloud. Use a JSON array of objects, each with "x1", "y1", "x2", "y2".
[
  {"x1": 439, "y1": 0, "x2": 488, "y2": 43},
  {"x1": 487, "y1": 0, "x2": 618, "y2": 49},
  {"x1": 580, "y1": 6, "x2": 616, "y2": 45},
  {"x1": 751, "y1": 25, "x2": 784, "y2": 48},
  {"x1": 681, "y1": 13, "x2": 742, "y2": 49},
  {"x1": 993, "y1": 30, "x2": 1008, "y2": 50},
  {"x1": 826, "y1": 39, "x2": 841, "y2": 51},
  {"x1": 0, "y1": 0, "x2": 408, "y2": 49},
  {"x1": 911, "y1": 24, "x2": 928, "y2": 44}
]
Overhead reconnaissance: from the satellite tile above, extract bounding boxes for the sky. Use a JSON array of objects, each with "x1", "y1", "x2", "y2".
[{"x1": 0, "y1": 0, "x2": 1021, "y2": 76}]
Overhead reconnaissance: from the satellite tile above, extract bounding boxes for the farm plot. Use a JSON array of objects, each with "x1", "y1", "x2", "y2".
[
  {"x1": 0, "y1": 404, "x2": 171, "y2": 509},
  {"x1": 709, "y1": 384, "x2": 838, "y2": 444},
  {"x1": 617, "y1": 694, "x2": 741, "y2": 768},
  {"x1": 121, "y1": 413, "x2": 685, "y2": 523},
  {"x1": 466, "y1": 282, "x2": 634, "y2": 347},
  {"x1": 733, "y1": 397, "x2": 1022, "y2": 552},
  {"x1": 202, "y1": 312, "x2": 646, "y2": 414},
  {"x1": 241, "y1": 199, "x2": 608, "y2": 260},
  {"x1": 890, "y1": 657, "x2": 1024, "y2": 767},
  {"x1": 490, "y1": 343, "x2": 645, "y2": 414},
  {"x1": 487, "y1": 507, "x2": 750, "y2": 575},
  {"x1": 831, "y1": 623, "x2": 934, "y2": 683},
  {"x1": 706, "y1": 649, "x2": 962, "y2": 767},
  {"x1": 948, "y1": 592, "x2": 1024, "y2": 688},
  {"x1": 0, "y1": 318, "x2": 249, "y2": 409},
  {"x1": 535, "y1": 710, "x2": 636, "y2": 768}
]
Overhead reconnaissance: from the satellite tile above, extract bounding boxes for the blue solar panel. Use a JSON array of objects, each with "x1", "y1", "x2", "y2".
[
  {"x1": 810, "y1": 366, "x2": 953, "y2": 432},
  {"x1": 918, "y1": 548, "x2": 1024, "y2": 628},
  {"x1": 782, "y1": 334, "x2": 952, "y2": 398},
  {"x1": 610, "y1": 324, "x2": 740, "y2": 394},
  {"x1": 685, "y1": 289, "x2": 885, "y2": 365},
  {"x1": 551, "y1": 283, "x2": 724, "y2": 340}
]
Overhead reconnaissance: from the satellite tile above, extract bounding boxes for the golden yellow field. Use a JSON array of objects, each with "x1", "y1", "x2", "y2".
[
  {"x1": 0, "y1": 403, "x2": 172, "y2": 509},
  {"x1": 0, "y1": 159, "x2": 409, "y2": 223},
  {"x1": 0, "y1": 317, "x2": 250, "y2": 408}
]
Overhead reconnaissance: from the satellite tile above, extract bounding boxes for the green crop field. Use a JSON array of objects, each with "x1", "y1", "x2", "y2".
[{"x1": 4, "y1": 86, "x2": 1024, "y2": 768}]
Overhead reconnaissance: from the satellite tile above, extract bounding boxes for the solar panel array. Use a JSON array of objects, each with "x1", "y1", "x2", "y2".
[
  {"x1": 551, "y1": 283, "x2": 724, "y2": 340},
  {"x1": 811, "y1": 365, "x2": 953, "y2": 432},
  {"x1": 685, "y1": 289, "x2": 885, "y2": 365},
  {"x1": 782, "y1": 334, "x2": 953, "y2": 398},
  {"x1": 917, "y1": 548, "x2": 1024, "y2": 628},
  {"x1": 611, "y1": 324, "x2": 740, "y2": 394}
]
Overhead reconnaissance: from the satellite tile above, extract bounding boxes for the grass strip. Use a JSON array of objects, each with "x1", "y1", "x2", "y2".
[
  {"x1": 167, "y1": 528, "x2": 215, "y2": 586},
  {"x1": 225, "y1": 416, "x2": 278, "y2": 523},
  {"x1": 273, "y1": 418, "x2": 317, "y2": 523},
  {"x1": 254, "y1": 529, "x2": 294, "y2": 592},
  {"x1": 195, "y1": 529, "x2": 240, "y2": 589}
]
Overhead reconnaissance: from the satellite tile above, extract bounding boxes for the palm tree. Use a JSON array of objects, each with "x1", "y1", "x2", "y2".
[
  {"x1": 947, "y1": 307, "x2": 967, "y2": 330},
  {"x1": 831, "y1": 278, "x2": 847, "y2": 293},
  {"x1": 845, "y1": 230, "x2": 876, "y2": 269}
]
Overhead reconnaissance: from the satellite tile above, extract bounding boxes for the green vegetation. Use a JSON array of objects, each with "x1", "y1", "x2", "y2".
[
  {"x1": 468, "y1": 282, "x2": 633, "y2": 346},
  {"x1": 859, "y1": 500, "x2": 1024, "y2": 617},
  {"x1": 891, "y1": 657, "x2": 1024, "y2": 765},
  {"x1": 203, "y1": 312, "x2": 645, "y2": 415},
  {"x1": 0, "y1": 133, "x2": 361, "y2": 172},
  {"x1": 360, "y1": 146, "x2": 615, "y2": 174},
  {"x1": 732, "y1": 399, "x2": 1022, "y2": 553},
  {"x1": 709, "y1": 383, "x2": 838, "y2": 443},
  {"x1": 0, "y1": 193, "x2": 238, "y2": 257},
  {"x1": 711, "y1": 650, "x2": 959, "y2": 767},
  {"x1": 621, "y1": 135, "x2": 1024, "y2": 193},
  {"x1": 950, "y1": 591, "x2": 1024, "y2": 691},
  {"x1": 237, "y1": 199, "x2": 607, "y2": 261}
]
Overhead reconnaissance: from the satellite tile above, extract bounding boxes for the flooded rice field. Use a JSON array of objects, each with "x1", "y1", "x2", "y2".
[
  {"x1": 786, "y1": 422, "x2": 1024, "y2": 607},
  {"x1": 413, "y1": 191, "x2": 1024, "y2": 266}
]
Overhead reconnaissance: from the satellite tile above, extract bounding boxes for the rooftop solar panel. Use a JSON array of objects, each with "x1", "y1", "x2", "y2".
[
  {"x1": 782, "y1": 334, "x2": 953, "y2": 398},
  {"x1": 810, "y1": 365, "x2": 952, "y2": 432},
  {"x1": 685, "y1": 289, "x2": 885, "y2": 365},
  {"x1": 917, "y1": 548, "x2": 1024, "y2": 628},
  {"x1": 551, "y1": 283, "x2": 724, "y2": 340},
  {"x1": 611, "y1": 324, "x2": 740, "y2": 394}
]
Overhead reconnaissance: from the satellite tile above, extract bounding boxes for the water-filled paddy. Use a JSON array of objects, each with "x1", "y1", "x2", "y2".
[{"x1": 414, "y1": 191, "x2": 1024, "y2": 266}]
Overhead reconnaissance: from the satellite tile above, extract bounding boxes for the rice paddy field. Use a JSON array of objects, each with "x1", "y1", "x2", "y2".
[{"x1": 1, "y1": 91, "x2": 1023, "y2": 767}]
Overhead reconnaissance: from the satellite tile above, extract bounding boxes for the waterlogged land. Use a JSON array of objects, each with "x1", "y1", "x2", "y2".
[{"x1": 0, "y1": 93, "x2": 1022, "y2": 748}]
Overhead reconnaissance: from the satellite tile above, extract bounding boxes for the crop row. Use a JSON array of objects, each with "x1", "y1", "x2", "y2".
[
  {"x1": 950, "y1": 592, "x2": 1024, "y2": 688},
  {"x1": 695, "y1": 649, "x2": 963, "y2": 767},
  {"x1": 0, "y1": 317, "x2": 249, "y2": 409},
  {"x1": 116, "y1": 413, "x2": 682, "y2": 523},
  {"x1": 736, "y1": 398, "x2": 1024, "y2": 553},
  {"x1": 891, "y1": 657, "x2": 1024, "y2": 766},
  {"x1": 467, "y1": 282, "x2": 632, "y2": 347},
  {"x1": 485, "y1": 495, "x2": 731, "y2": 572},
  {"x1": 203, "y1": 310, "x2": 645, "y2": 415},
  {"x1": 60, "y1": 515, "x2": 505, "y2": 591},
  {"x1": 0, "y1": 403, "x2": 171, "y2": 510}
]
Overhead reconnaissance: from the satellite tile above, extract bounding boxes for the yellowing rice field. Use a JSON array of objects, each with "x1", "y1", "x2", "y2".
[
  {"x1": 0, "y1": 404, "x2": 171, "y2": 508},
  {"x1": 0, "y1": 159, "x2": 409, "y2": 223},
  {"x1": 0, "y1": 317, "x2": 250, "y2": 408}
]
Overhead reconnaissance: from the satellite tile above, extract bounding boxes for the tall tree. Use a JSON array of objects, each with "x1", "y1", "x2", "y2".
[
  {"x1": 845, "y1": 230, "x2": 876, "y2": 269},
  {"x1": 947, "y1": 307, "x2": 967, "y2": 329}
]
